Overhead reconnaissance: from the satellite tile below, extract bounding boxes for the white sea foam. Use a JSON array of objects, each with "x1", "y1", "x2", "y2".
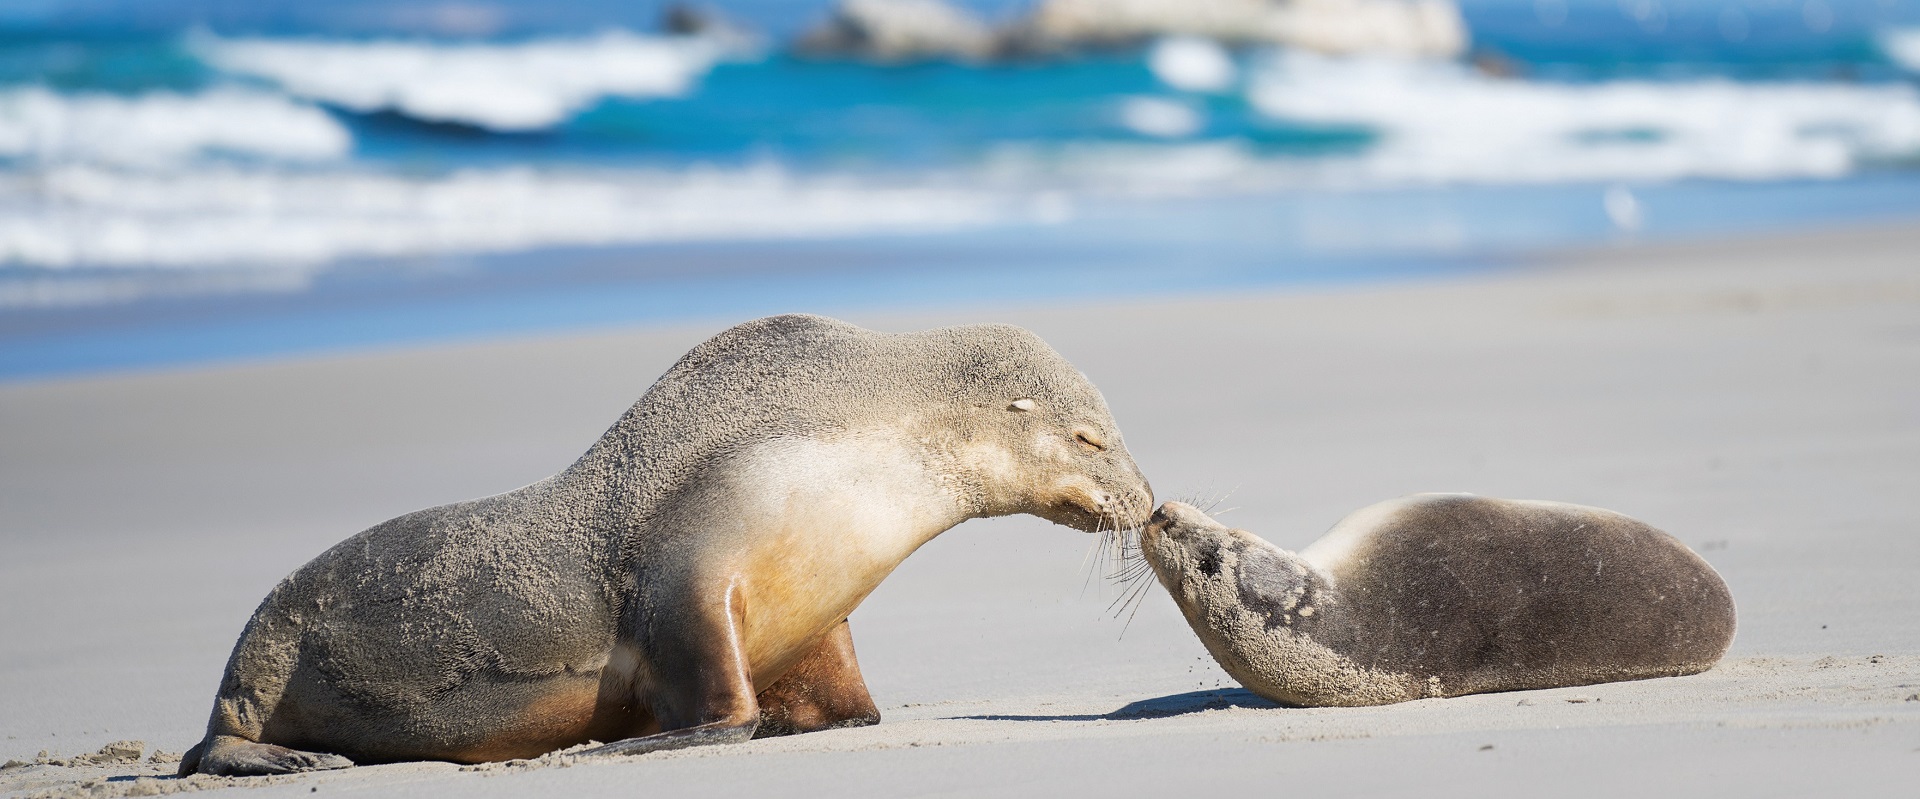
[
  {"x1": 1120, "y1": 96, "x2": 1204, "y2": 138},
  {"x1": 0, "y1": 164, "x2": 1012, "y2": 270},
  {"x1": 1882, "y1": 27, "x2": 1920, "y2": 72},
  {"x1": 0, "y1": 87, "x2": 351, "y2": 166},
  {"x1": 194, "y1": 30, "x2": 729, "y2": 131},
  {"x1": 977, "y1": 139, "x2": 1301, "y2": 198},
  {"x1": 1149, "y1": 37, "x2": 1237, "y2": 93},
  {"x1": 1246, "y1": 52, "x2": 1920, "y2": 183}
]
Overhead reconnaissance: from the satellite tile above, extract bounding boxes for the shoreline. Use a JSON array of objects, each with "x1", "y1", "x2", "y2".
[{"x1": 7, "y1": 174, "x2": 1920, "y2": 383}]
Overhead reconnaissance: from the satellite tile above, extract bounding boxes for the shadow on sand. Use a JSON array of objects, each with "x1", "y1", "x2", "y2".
[{"x1": 953, "y1": 688, "x2": 1278, "y2": 722}]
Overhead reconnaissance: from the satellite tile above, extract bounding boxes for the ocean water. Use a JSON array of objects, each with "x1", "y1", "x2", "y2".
[{"x1": 3, "y1": 0, "x2": 1920, "y2": 377}]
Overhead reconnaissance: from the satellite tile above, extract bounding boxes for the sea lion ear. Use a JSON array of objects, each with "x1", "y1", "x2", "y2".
[{"x1": 1008, "y1": 398, "x2": 1037, "y2": 412}]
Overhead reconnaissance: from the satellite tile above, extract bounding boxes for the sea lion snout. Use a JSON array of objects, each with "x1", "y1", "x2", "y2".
[
  {"x1": 1109, "y1": 472, "x2": 1156, "y2": 529},
  {"x1": 1147, "y1": 501, "x2": 1200, "y2": 530},
  {"x1": 1142, "y1": 501, "x2": 1225, "y2": 545},
  {"x1": 1088, "y1": 443, "x2": 1155, "y2": 531},
  {"x1": 1043, "y1": 474, "x2": 1154, "y2": 532},
  {"x1": 1140, "y1": 502, "x2": 1248, "y2": 585},
  {"x1": 1028, "y1": 428, "x2": 1152, "y2": 533}
]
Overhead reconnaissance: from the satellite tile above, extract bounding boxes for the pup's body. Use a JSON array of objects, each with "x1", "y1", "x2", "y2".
[{"x1": 1142, "y1": 495, "x2": 1735, "y2": 707}]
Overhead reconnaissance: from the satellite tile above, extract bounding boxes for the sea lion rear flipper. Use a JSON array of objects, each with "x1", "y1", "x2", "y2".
[{"x1": 179, "y1": 735, "x2": 353, "y2": 776}]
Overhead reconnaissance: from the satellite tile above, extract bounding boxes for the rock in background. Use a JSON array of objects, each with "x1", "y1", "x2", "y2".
[
  {"x1": 796, "y1": 0, "x2": 1469, "y2": 62},
  {"x1": 1010, "y1": 0, "x2": 1468, "y2": 58},
  {"x1": 795, "y1": 0, "x2": 999, "y2": 61}
]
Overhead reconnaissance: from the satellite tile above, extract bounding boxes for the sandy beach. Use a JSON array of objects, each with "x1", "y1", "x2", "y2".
[{"x1": 3, "y1": 223, "x2": 1917, "y2": 797}]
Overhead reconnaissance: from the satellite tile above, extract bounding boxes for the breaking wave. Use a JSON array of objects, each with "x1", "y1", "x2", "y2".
[
  {"x1": 0, "y1": 164, "x2": 1014, "y2": 268},
  {"x1": 1882, "y1": 27, "x2": 1920, "y2": 73},
  {"x1": 191, "y1": 31, "x2": 731, "y2": 131},
  {"x1": 1246, "y1": 52, "x2": 1920, "y2": 184},
  {"x1": 0, "y1": 88, "x2": 350, "y2": 166}
]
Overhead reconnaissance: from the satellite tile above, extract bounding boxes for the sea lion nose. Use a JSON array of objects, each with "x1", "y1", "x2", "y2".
[
  {"x1": 1154, "y1": 501, "x2": 1196, "y2": 521},
  {"x1": 1146, "y1": 501, "x2": 1190, "y2": 535}
]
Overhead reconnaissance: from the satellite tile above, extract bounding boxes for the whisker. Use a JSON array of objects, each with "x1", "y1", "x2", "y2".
[
  {"x1": 1201, "y1": 484, "x2": 1241, "y2": 515},
  {"x1": 1113, "y1": 565, "x2": 1160, "y2": 639},
  {"x1": 1081, "y1": 518, "x2": 1113, "y2": 600},
  {"x1": 1117, "y1": 580, "x2": 1155, "y2": 638},
  {"x1": 1079, "y1": 492, "x2": 1157, "y2": 636}
]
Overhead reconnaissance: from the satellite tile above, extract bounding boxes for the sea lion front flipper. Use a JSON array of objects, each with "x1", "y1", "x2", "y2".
[
  {"x1": 579, "y1": 578, "x2": 761, "y2": 758},
  {"x1": 753, "y1": 619, "x2": 882, "y2": 738},
  {"x1": 179, "y1": 735, "x2": 353, "y2": 776},
  {"x1": 574, "y1": 718, "x2": 760, "y2": 758}
]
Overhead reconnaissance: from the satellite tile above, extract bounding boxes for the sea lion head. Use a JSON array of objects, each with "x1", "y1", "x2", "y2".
[
  {"x1": 1140, "y1": 501, "x2": 1247, "y2": 586},
  {"x1": 925, "y1": 323, "x2": 1153, "y2": 534},
  {"x1": 1139, "y1": 501, "x2": 1317, "y2": 615},
  {"x1": 1140, "y1": 501, "x2": 1400, "y2": 708}
]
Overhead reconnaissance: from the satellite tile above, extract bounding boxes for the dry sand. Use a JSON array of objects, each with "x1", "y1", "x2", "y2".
[{"x1": 3, "y1": 224, "x2": 1917, "y2": 797}]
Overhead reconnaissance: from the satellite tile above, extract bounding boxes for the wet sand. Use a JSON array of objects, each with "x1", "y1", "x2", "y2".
[{"x1": 3, "y1": 223, "x2": 1917, "y2": 797}]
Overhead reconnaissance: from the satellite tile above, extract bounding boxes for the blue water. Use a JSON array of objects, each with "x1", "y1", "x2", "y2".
[
  {"x1": 5, "y1": 2, "x2": 1917, "y2": 169},
  {"x1": 2, "y1": 0, "x2": 1920, "y2": 379}
]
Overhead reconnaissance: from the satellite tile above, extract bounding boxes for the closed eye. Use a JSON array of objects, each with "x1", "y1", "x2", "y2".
[{"x1": 1074, "y1": 431, "x2": 1106, "y2": 451}]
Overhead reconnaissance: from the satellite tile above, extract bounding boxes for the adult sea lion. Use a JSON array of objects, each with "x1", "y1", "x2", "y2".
[
  {"x1": 1139, "y1": 495, "x2": 1735, "y2": 707},
  {"x1": 181, "y1": 314, "x2": 1153, "y2": 776}
]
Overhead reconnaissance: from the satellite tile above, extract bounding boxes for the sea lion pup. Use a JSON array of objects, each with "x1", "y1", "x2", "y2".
[
  {"x1": 1139, "y1": 495, "x2": 1735, "y2": 707},
  {"x1": 181, "y1": 314, "x2": 1152, "y2": 776}
]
